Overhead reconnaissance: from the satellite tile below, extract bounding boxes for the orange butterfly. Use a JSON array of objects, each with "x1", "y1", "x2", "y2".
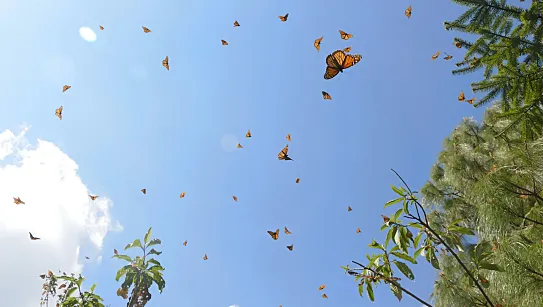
[
  {"x1": 295, "y1": 178, "x2": 300, "y2": 183},
  {"x1": 279, "y1": 13, "x2": 289, "y2": 22},
  {"x1": 221, "y1": 39, "x2": 229, "y2": 46},
  {"x1": 286, "y1": 134, "x2": 291, "y2": 141},
  {"x1": 454, "y1": 40, "x2": 462, "y2": 48},
  {"x1": 322, "y1": 294, "x2": 328, "y2": 299},
  {"x1": 29, "y1": 232, "x2": 41, "y2": 240},
  {"x1": 431, "y1": 51, "x2": 440, "y2": 60},
  {"x1": 62, "y1": 85, "x2": 71, "y2": 92},
  {"x1": 284, "y1": 227, "x2": 292, "y2": 234},
  {"x1": 268, "y1": 229, "x2": 279, "y2": 240},
  {"x1": 89, "y1": 195, "x2": 98, "y2": 201},
  {"x1": 458, "y1": 91, "x2": 465, "y2": 101},
  {"x1": 466, "y1": 98, "x2": 476, "y2": 104},
  {"x1": 183, "y1": 240, "x2": 187, "y2": 246},
  {"x1": 99, "y1": 25, "x2": 104, "y2": 30},
  {"x1": 141, "y1": 188, "x2": 147, "y2": 194},
  {"x1": 180, "y1": 192, "x2": 186, "y2": 198},
  {"x1": 348, "y1": 206, "x2": 352, "y2": 211},
  {"x1": 314, "y1": 36, "x2": 323, "y2": 51},
  {"x1": 246, "y1": 130, "x2": 252, "y2": 138},
  {"x1": 287, "y1": 244, "x2": 293, "y2": 251},
  {"x1": 234, "y1": 21, "x2": 240, "y2": 27},
  {"x1": 55, "y1": 106, "x2": 63, "y2": 120},
  {"x1": 405, "y1": 5, "x2": 412, "y2": 18},
  {"x1": 520, "y1": 194, "x2": 528, "y2": 199},
  {"x1": 443, "y1": 53, "x2": 453, "y2": 60},
  {"x1": 339, "y1": 30, "x2": 353, "y2": 40},
  {"x1": 203, "y1": 254, "x2": 208, "y2": 260},
  {"x1": 142, "y1": 26, "x2": 151, "y2": 33},
  {"x1": 237, "y1": 143, "x2": 243, "y2": 148},
  {"x1": 324, "y1": 50, "x2": 361, "y2": 80},
  {"x1": 233, "y1": 196, "x2": 238, "y2": 202},
  {"x1": 162, "y1": 56, "x2": 169, "y2": 70},
  {"x1": 319, "y1": 284, "x2": 326, "y2": 291},
  {"x1": 322, "y1": 91, "x2": 332, "y2": 100},
  {"x1": 382, "y1": 215, "x2": 390, "y2": 223},
  {"x1": 356, "y1": 228, "x2": 361, "y2": 233},
  {"x1": 13, "y1": 197, "x2": 25, "y2": 205},
  {"x1": 342, "y1": 46, "x2": 352, "y2": 53},
  {"x1": 278, "y1": 144, "x2": 293, "y2": 161}
]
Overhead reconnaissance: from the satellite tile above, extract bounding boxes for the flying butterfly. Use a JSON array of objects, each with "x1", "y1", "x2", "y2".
[
  {"x1": 237, "y1": 143, "x2": 243, "y2": 148},
  {"x1": 233, "y1": 195, "x2": 238, "y2": 202},
  {"x1": 246, "y1": 130, "x2": 252, "y2": 138},
  {"x1": 322, "y1": 91, "x2": 332, "y2": 100},
  {"x1": 319, "y1": 284, "x2": 326, "y2": 291},
  {"x1": 296, "y1": 178, "x2": 300, "y2": 183},
  {"x1": 284, "y1": 227, "x2": 292, "y2": 234},
  {"x1": 183, "y1": 240, "x2": 187, "y2": 246},
  {"x1": 443, "y1": 53, "x2": 453, "y2": 60},
  {"x1": 405, "y1": 5, "x2": 412, "y2": 18},
  {"x1": 114, "y1": 249, "x2": 118, "y2": 255},
  {"x1": 89, "y1": 195, "x2": 98, "y2": 201},
  {"x1": 454, "y1": 40, "x2": 462, "y2": 48},
  {"x1": 234, "y1": 21, "x2": 240, "y2": 27},
  {"x1": 278, "y1": 144, "x2": 293, "y2": 161},
  {"x1": 180, "y1": 192, "x2": 186, "y2": 198},
  {"x1": 278, "y1": 13, "x2": 289, "y2": 22},
  {"x1": 458, "y1": 91, "x2": 465, "y2": 101},
  {"x1": 85, "y1": 256, "x2": 90, "y2": 260},
  {"x1": 324, "y1": 50, "x2": 362, "y2": 80},
  {"x1": 62, "y1": 85, "x2": 71, "y2": 92},
  {"x1": 99, "y1": 25, "x2": 104, "y2": 30},
  {"x1": 141, "y1": 188, "x2": 147, "y2": 195},
  {"x1": 142, "y1": 26, "x2": 151, "y2": 33},
  {"x1": 466, "y1": 98, "x2": 476, "y2": 104},
  {"x1": 339, "y1": 30, "x2": 353, "y2": 40},
  {"x1": 286, "y1": 134, "x2": 291, "y2": 141},
  {"x1": 342, "y1": 46, "x2": 352, "y2": 53},
  {"x1": 382, "y1": 215, "x2": 391, "y2": 223},
  {"x1": 314, "y1": 36, "x2": 323, "y2": 52},
  {"x1": 13, "y1": 197, "x2": 25, "y2": 205},
  {"x1": 356, "y1": 228, "x2": 361, "y2": 233},
  {"x1": 287, "y1": 245, "x2": 293, "y2": 251},
  {"x1": 431, "y1": 51, "x2": 440, "y2": 60},
  {"x1": 29, "y1": 232, "x2": 41, "y2": 240},
  {"x1": 203, "y1": 254, "x2": 208, "y2": 260},
  {"x1": 221, "y1": 39, "x2": 229, "y2": 46},
  {"x1": 55, "y1": 106, "x2": 63, "y2": 120},
  {"x1": 268, "y1": 229, "x2": 279, "y2": 240},
  {"x1": 162, "y1": 56, "x2": 169, "y2": 70},
  {"x1": 348, "y1": 206, "x2": 352, "y2": 212},
  {"x1": 322, "y1": 294, "x2": 328, "y2": 299}
]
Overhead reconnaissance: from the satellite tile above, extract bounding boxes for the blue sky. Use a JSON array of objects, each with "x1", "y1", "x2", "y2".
[{"x1": 0, "y1": 0, "x2": 504, "y2": 306}]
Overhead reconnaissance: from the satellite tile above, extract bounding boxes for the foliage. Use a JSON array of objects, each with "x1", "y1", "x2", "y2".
[{"x1": 40, "y1": 270, "x2": 105, "y2": 307}]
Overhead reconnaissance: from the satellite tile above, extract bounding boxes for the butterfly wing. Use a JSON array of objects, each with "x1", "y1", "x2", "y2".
[
  {"x1": 246, "y1": 130, "x2": 251, "y2": 137},
  {"x1": 286, "y1": 134, "x2": 291, "y2": 141},
  {"x1": 287, "y1": 245, "x2": 293, "y2": 251},
  {"x1": 458, "y1": 91, "x2": 465, "y2": 101},
  {"x1": 343, "y1": 46, "x2": 352, "y2": 53},
  {"x1": 405, "y1": 6, "x2": 412, "y2": 18},
  {"x1": 322, "y1": 91, "x2": 332, "y2": 100},
  {"x1": 314, "y1": 37, "x2": 323, "y2": 51},
  {"x1": 234, "y1": 21, "x2": 240, "y2": 27},
  {"x1": 221, "y1": 40, "x2": 228, "y2": 45},
  {"x1": 142, "y1": 26, "x2": 151, "y2": 33},
  {"x1": 324, "y1": 66, "x2": 340, "y2": 80},
  {"x1": 162, "y1": 56, "x2": 169, "y2": 70}
]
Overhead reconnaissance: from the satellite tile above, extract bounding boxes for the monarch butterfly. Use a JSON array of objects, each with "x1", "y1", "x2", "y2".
[
  {"x1": 322, "y1": 294, "x2": 328, "y2": 299},
  {"x1": 142, "y1": 26, "x2": 151, "y2": 33},
  {"x1": 141, "y1": 188, "x2": 146, "y2": 194},
  {"x1": 339, "y1": 30, "x2": 353, "y2": 40},
  {"x1": 356, "y1": 228, "x2": 361, "y2": 233},
  {"x1": 382, "y1": 215, "x2": 390, "y2": 223},
  {"x1": 89, "y1": 195, "x2": 98, "y2": 201},
  {"x1": 347, "y1": 206, "x2": 352, "y2": 211},
  {"x1": 520, "y1": 194, "x2": 528, "y2": 199},
  {"x1": 319, "y1": 284, "x2": 326, "y2": 291},
  {"x1": 286, "y1": 134, "x2": 291, "y2": 141},
  {"x1": 114, "y1": 249, "x2": 118, "y2": 255},
  {"x1": 431, "y1": 51, "x2": 440, "y2": 60},
  {"x1": 267, "y1": 229, "x2": 279, "y2": 240},
  {"x1": 13, "y1": 197, "x2": 25, "y2": 205},
  {"x1": 284, "y1": 227, "x2": 292, "y2": 234},
  {"x1": 342, "y1": 46, "x2": 352, "y2": 53},
  {"x1": 55, "y1": 106, "x2": 63, "y2": 120},
  {"x1": 162, "y1": 56, "x2": 169, "y2": 70},
  {"x1": 237, "y1": 143, "x2": 243, "y2": 148},
  {"x1": 314, "y1": 36, "x2": 323, "y2": 51},
  {"x1": 234, "y1": 21, "x2": 240, "y2": 27},
  {"x1": 62, "y1": 85, "x2": 71, "y2": 92},
  {"x1": 295, "y1": 178, "x2": 300, "y2": 183},
  {"x1": 324, "y1": 50, "x2": 361, "y2": 80},
  {"x1": 246, "y1": 130, "x2": 251, "y2": 138},
  {"x1": 466, "y1": 98, "x2": 476, "y2": 104},
  {"x1": 458, "y1": 91, "x2": 465, "y2": 101},
  {"x1": 99, "y1": 25, "x2": 104, "y2": 30},
  {"x1": 221, "y1": 39, "x2": 228, "y2": 46},
  {"x1": 29, "y1": 232, "x2": 41, "y2": 240},
  {"x1": 278, "y1": 144, "x2": 293, "y2": 161},
  {"x1": 286, "y1": 244, "x2": 293, "y2": 251},
  {"x1": 322, "y1": 91, "x2": 332, "y2": 100},
  {"x1": 454, "y1": 40, "x2": 462, "y2": 48},
  {"x1": 470, "y1": 57, "x2": 479, "y2": 67},
  {"x1": 183, "y1": 240, "x2": 187, "y2": 246},
  {"x1": 180, "y1": 192, "x2": 186, "y2": 198},
  {"x1": 278, "y1": 13, "x2": 289, "y2": 22},
  {"x1": 405, "y1": 5, "x2": 412, "y2": 18},
  {"x1": 85, "y1": 256, "x2": 90, "y2": 260},
  {"x1": 203, "y1": 254, "x2": 208, "y2": 260},
  {"x1": 233, "y1": 195, "x2": 238, "y2": 202},
  {"x1": 443, "y1": 53, "x2": 453, "y2": 60}
]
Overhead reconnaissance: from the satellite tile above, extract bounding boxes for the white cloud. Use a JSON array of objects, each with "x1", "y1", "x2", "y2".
[
  {"x1": 228, "y1": 305, "x2": 240, "y2": 307},
  {"x1": 0, "y1": 128, "x2": 122, "y2": 307}
]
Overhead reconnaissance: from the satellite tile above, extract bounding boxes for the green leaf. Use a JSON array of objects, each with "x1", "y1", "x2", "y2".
[
  {"x1": 399, "y1": 227, "x2": 409, "y2": 253},
  {"x1": 392, "y1": 208, "x2": 403, "y2": 222},
  {"x1": 393, "y1": 260, "x2": 415, "y2": 280},
  {"x1": 366, "y1": 281, "x2": 375, "y2": 302},
  {"x1": 448, "y1": 225, "x2": 475, "y2": 236},
  {"x1": 358, "y1": 281, "x2": 365, "y2": 296},
  {"x1": 413, "y1": 247, "x2": 424, "y2": 260},
  {"x1": 429, "y1": 248, "x2": 440, "y2": 270},
  {"x1": 480, "y1": 262, "x2": 504, "y2": 272},
  {"x1": 403, "y1": 199, "x2": 410, "y2": 214},
  {"x1": 147, "y1": 258, "x2": 161, "y2": 266},
  {"x1": 115, "y1": 265, "x2": 132, "y2": 282},
  {"x1": 391, "y1": 185, "x2": 404, "y2": 196},
  {"x1": 144, "y1": 227, "x2": 152, "y2": 245},
  {"x1": 148, "y1": 248, "x2": 163, "y2": 256},
  {"x1": 385, "y1": 227, "x2": 396, "y2": 249},
  {"x1": 393, "y1": 227, "x2": 402, "y2": 246},
  {"x1": 90, "y1": 283, "x2": 97, "y2": 293},
  {"x1": 147, "y1": 238, "x2": 162, "y2": 247},
  {"x1": 112, "y1": 254, "x2": 133, "y2": 262},
  {"x1": 384, "y1": 197, "x2": 403, "y2": 208},
  {"x1": 124, "y1": 239, "x2": 143, "y2": 250},
  {"x1": 369, "y1": 239, "x2": 383, "y2": 250},
  {"x1": 390, "y1": 283, "x2": 402, "y2": 302},
  {"x1": 390, "y1": 251, "x2": 417, "y2": 264},
  {"x1": 413, "y1": 232, "x2": 423, "y2": 248}
]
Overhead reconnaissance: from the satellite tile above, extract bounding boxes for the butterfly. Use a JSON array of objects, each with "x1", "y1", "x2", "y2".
[
  {"x1": 142, "y1": 26, "x2": 151, "y2": 33},
  {"x1": 322, "y1": 294, "x2": 328, "y2": 299},
  {"x1": 431, "y1": 51, "x2": 440, "y2": 60},
  {"x1": 284, "y1": 227, "x2": 292, "y2": 234},
  {"x1": 322, "y1": 91, "x2": 332, "y2": 100},
  {"x1": 62, "y1": 85, "x2": 71, "y2": 92},
  {"x1": 520, "y1": 194, "x2": 528, "y2": 199},
  {"x1": 278, "y1": 144, "x2": 293, "y2": 161},
  {"x1": 99, "y1": 25, "x2": 104, "y2": 30},
  {"x1": 287, "y1": 244, "x2": 293, "y2": 251},
  {"x1": 183, "y1": 240, "x2": 187, "y2": 246},
  {"x1": 233, "y1": 196, "x2": 238, "y2": 202},
  {"x1": 221, "y1": 39, "x2": 229, "y2": 46},
  {"x1": 85, "y1": 256, "x2": 90, "y2": 260},
  {"x1": 237, "y1": 143, "x2": 243, "y2": 148},
  {"x1": 286, "y1": 134, "x2": 291, "y2": 141},
  {"x1": 268, "y1": 229, "x2": 279, "y2": 240},
  {"x1": 466, "y1": 98, "x2": 476, "y2": 104},
  {"x1": 203, "y1": 254, "x2": 208, "y2": 260},
  {"x1": 314, "y1": 36, "x2": 323, "y2": 51},
  {"x1": 454, "y1": 40, "x2": 462, "y2": 48},
  {"x1": 348, "y1": 206, "x2": 352, "y2": 211},
  {"x1": 443, "y1": 53, "x2": 453, "y2": 60},
  {"x1": 382, "y1": 215, "x2": 390, "y2": 223},
  {"x1": 114, "y1": 249, "x2": 118, "y2": 255},
  {"x1": 55, "y1": 106, "x2": 63, "y2": 120},
  {"x1": 29, "y1": 232, "x2": 41, "y2": 240},
  {"x1": 342, "y1": 46, "x2": 352, "y2": 53},
  {"x1": 319, "y1": 284, "x2": 326, "y2": 291},
  {"x1": 278, "y1": 13, "x2": 289, "y2": 22},
  {"x1": 339, "y1": 30, "x2": 353, "y2": 40},
  {"x1": 162, "y1": 56, "x2": 169, "y2": 70},
  {"x1": 13, "y1": 197, "x2": 25, "y2": 205},
  {"x1": 141, "y1": 188, "x2": 147, "y2": 194},
  {"x1": 295, "y1": 178, "x2": 300, "y2": 183},
  {"x1": 89, "y1": 195, "x2": 98, "y2": 201},
  {"x1": 246, "y1": 130, "x2": 252, "y2": 138},
  {"x1": 180, "y1": 192, "x2": 186, "y2": 198},
  {"x1": 458, "y1": 91, "x2": 465, "y2": 101},
  {"x1": 324, "y1": 50, "x2": 362, "y2": 80},
  {"x1": 356, "y1": 228, "x2": 361, "y2": 233},
  {"x1": 234, "y1": 21, "x2": 240, "y2": 27},
  {"x1": 405, "y1": 5, "x2": 412, "y2": 18}
]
